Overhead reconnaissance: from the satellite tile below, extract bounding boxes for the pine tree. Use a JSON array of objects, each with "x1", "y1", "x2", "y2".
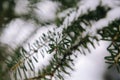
[{"x1": 0, "y1": 0, "x2": 120, "y2": 80}]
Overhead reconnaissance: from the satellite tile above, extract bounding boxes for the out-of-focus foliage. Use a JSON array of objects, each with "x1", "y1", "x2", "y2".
[
  {"x1": 98, "y1": 20, "x2": 120, "y2": 72},
  {"x1": 0, "y1": 0, "x2": 15, "y2": 33},
  {"x1": 53, "y1": 0, "x2": 79, "y2": 9}
]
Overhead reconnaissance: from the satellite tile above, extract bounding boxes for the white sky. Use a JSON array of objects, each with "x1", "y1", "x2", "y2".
[{"x1": 0, "y1": 0, "x2": 120, "y2": 80}]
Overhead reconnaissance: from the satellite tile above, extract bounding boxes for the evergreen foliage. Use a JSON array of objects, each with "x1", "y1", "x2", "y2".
[{"x1": 0, "y1": 0, "x2": 120, "y2": 80}]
